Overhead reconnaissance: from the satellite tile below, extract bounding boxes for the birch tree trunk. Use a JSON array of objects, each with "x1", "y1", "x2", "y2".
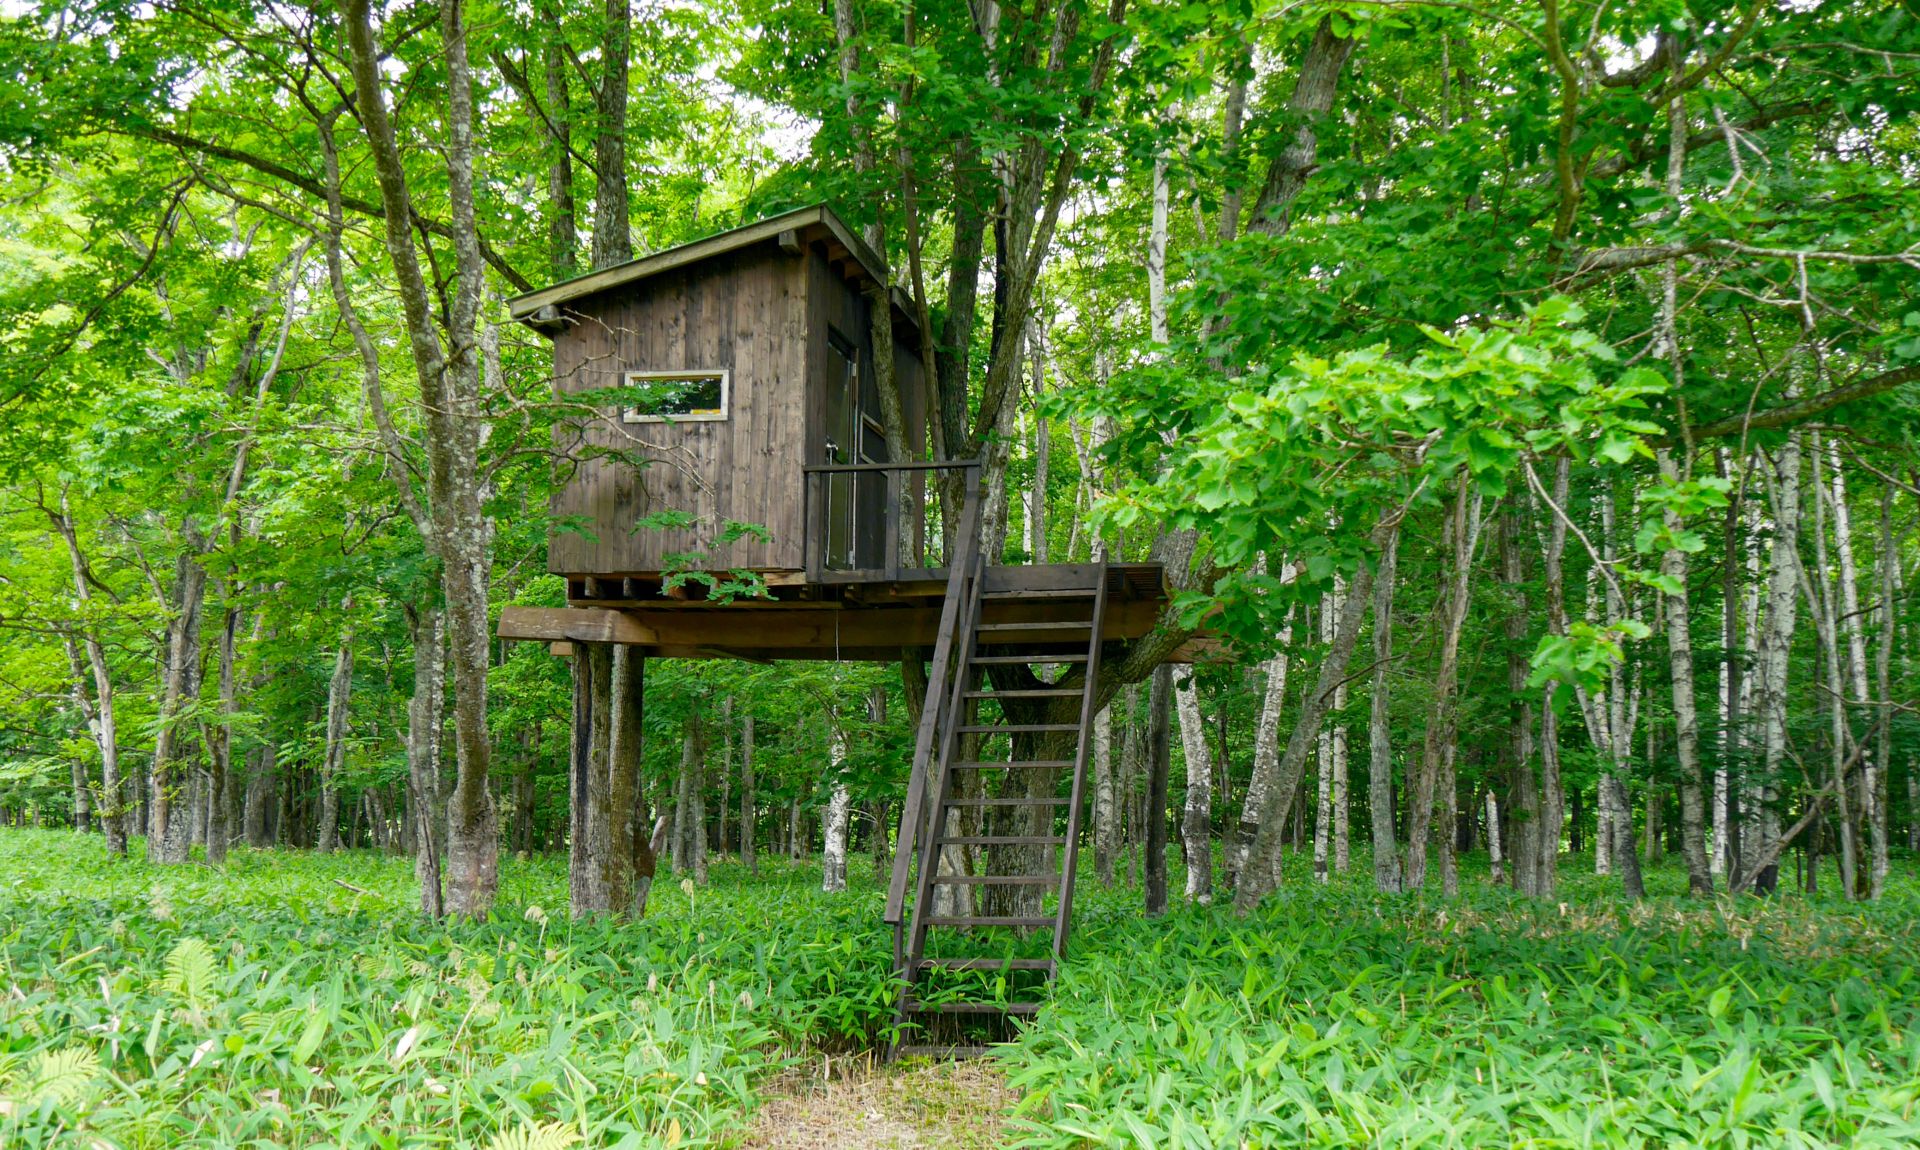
[
  {"x1": 1658, "y1": 450, "x2": 1714, "y2": 894},
  {"x1": 1597, "y1": 481, "x2": 1646, "y2": 898},
  {"x1": 1825, "y1": 442, "x2": 1876, "y2": 898},
  {"x1": 54, "y1": 496, "x2": 125, "y2": 854},
  {"x1": 1176, "y1": 671, "x2": 1214, "y2": 902},
  {"x1": 1744, "y1": 433, "x2": 1803, "y2": 894},
  {"x1": 1486, "y1": 791, "x2": 1504, "y2": 884},
  {"x1": 1807, "y1": 439, "x2": 1861, "y2": 898},
  {"x1": 821, "y1": 723, "x2": 851, "y2": 893}
]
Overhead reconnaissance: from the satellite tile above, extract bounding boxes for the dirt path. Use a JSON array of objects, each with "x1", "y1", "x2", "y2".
[{"x1": 739, "y1": 1055, "x2": 1019, "y2": 1149}]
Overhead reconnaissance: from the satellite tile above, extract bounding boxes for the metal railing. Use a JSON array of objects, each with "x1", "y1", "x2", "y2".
[{"x1": 801, "y1": 459, "x2": 981, "y2": 583}]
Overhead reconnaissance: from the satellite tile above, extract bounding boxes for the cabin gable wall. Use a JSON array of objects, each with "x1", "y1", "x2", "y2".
[{"x1": 547, "y1": 244, "x2": 809, "y2": 576}]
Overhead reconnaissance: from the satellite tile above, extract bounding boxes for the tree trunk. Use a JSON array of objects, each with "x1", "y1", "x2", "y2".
[
  {"x1": 317, "y1": 628, "x2": 354, "y2": 855},
  {"x1": 54, "y1": 497, "x2": 123, "y2": 853},
  {"x1": 1369, "y1": 531, "x2": 1402, "y2": 893},
  {"x1": 740, "y1": 711, "x2": 757, "y2": 875},
  {"x1": 607, "y1": 648, "x2": 643, "y2": 910},
  {"x1": 1332, "y1": 664, "x2": 1349, "y2": 874},
  {"x1": 1657, "y1": 449, "x2": 1713, "y2": 894},
  {"x1": 1714, "y1": 451, "x2": 1751, "y2": 878},
  {"x1": 542, "y1": 13, "x2": 576, "y2": 278},
  {"x1": 1825, "y1": 442, "x2": 1877, "y2": 897},
  {"x1": 1597, "y1": 482, "x2": 1646, "y2": 898},
  {"x1": 569, "y1": 644, "x2": 614, "y2": 914},
  {"x1": 1499, "y1": 499, "x2": 1544, "y2": 895},
  {"x1": 1406, "y1": 477, "x2": 1482, "y2": 891},
  {"x1": 1093, "y1": 704, "x2": 1116, "y2": 884},
  {"x1": 590, "y1": 0, "x2": 630, "y2": 269},
  {"x1": 1234, "y1": 520, "x2": 1391, "y2": 912},
  {"x1": 631, "y1": 814, "x2": 670, "y2": 918},
  {"x1": 1486, "y1": 790, "x2": 1504, "y2": 884},
  {"x1": 1175, "y1": 671, "x2": 1213, "y2": 903},
  {"x1": 1872, "y1": 485, "x2": 1896, "y2": 896},
  {"x1": 339, "y1": 0, "x2": 499, "y2": 918},
  {"x1": 866, "y1": 687, "x2": 888, "y2": 882},
  {"x1": 148, "y1": 542, "x2": 208, "y2": 865},
  {"x1": 245, "y1": 744, "x2": 276, "y2": 848},
  {"x1": 1143, "y1": 665, "x2": 1173, "y2": 915},
  {"x1": 58, "y1": 636, "x2": 96, "y2": 834},
  {"x1": 1247, "y1": 16, "x2": 1356, "y2": 236},
  {"x1": 201, "y1": 597, "x2": 243, "y2": 864},
  {"x1": 822, "y1": 725, "x2": 851, "y2": 893},
  {"x1": 406, "y1": 604, "x2": 446, "y2": 917},
  {"x1": 1744, "y1": 433, "x2": 1803, "y2": 894},
  {"x1": 1233, "y1": 604, "x2": 1296, "y2": 891}
]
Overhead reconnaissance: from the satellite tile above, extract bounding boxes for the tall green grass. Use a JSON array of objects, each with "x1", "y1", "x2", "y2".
[
  {"x1": 1007, "y1": 867, "x2": 1920, "y2": 1147},
  {"x1": 0, "y1": 831, "x2": 896, "y2": 1148},
  {"x1": 3, "y1": 830, "x2": 1916, "y2": 1148}
]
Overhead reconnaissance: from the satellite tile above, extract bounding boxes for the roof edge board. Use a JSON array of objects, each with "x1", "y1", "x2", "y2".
[{"x1": 508, "y1": 204, "x2": 894, "y2": 324}]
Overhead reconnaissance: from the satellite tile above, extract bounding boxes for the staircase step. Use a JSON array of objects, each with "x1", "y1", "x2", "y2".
[
  {"x1": 937, "y1": 835, "x2": 1066, "y2": 846},
  {"x1": 905, "y1": 1001, "x2": 1043, "y2": 1015},
  {"x1": 926, "y1": 915, "x2": 1056, "y2": 927},
  {"x1": 929, "y1": 873, "x2": 1059, "y2": 885},
  {"x1": 963, "y1": 688, "x2": 1082, "y2": 699},
  {"x1": 982, "y1": 588, "x2": 1098, "y2": 600},
  {"x1": 941, "y1": 797, "x2": 1070, "y2": 808},
  {"x1": 896, "y1": 1044, "x2": 991, "y2": 1059},
  {"x1": 951, "y1": 760, "x2": 1075, "y2": 769},
  {"x1": 971, "y1": 653, "x2": 1088, "y2": 665},
  {"x1": 915, "y1": 957, "x2": 1055, "y2": 971},
  {"x1": 977, "y1": 621, "x2": 1092, "y2": 633},
  {"x1": 957, "y1": 723, "x2": 1080, "y2": 735}
]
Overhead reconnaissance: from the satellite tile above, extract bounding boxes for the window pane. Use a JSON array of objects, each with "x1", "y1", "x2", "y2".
[{"x1": 624, "y1": 372, "x2": 725, "y2": 419}]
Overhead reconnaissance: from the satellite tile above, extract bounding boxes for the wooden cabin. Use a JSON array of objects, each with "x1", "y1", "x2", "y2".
[
  {"x1": 498, "y1": 206, "x2": 1203, "y2": 1057},
  {"x1": 500, "y1": 205, "x2": 1178, "y2": 661},
  {"x1": 510, "y1": 204, "x2": 928, "y2": 584}
]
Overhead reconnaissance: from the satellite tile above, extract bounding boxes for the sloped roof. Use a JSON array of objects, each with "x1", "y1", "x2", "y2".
[{"x1": 507, "y1": 204, "x2": 893, "y2": 331}]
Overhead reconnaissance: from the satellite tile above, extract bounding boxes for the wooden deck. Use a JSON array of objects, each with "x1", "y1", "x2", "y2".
[{"x1": 497, "y1": 562, "x2": 1198, "y2": 662}]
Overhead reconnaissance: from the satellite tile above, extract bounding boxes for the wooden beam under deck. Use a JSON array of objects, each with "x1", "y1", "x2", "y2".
[
  {"x1": 502, "y1": 597, "x2": 1163, "y2": 649},
  {"x1": 518, "y1": 563, "x2": 1219, "y2": 662}
]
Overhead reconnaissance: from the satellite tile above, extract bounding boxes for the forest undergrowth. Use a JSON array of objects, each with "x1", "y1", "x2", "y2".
[{"x1": 2, "y1": 830, "x2": 1916, "y2": 1148}]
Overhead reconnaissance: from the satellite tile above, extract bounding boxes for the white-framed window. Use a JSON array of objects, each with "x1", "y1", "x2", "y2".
[{"x1": 619, "y1": 369, "x2": 730, "y2": 423}]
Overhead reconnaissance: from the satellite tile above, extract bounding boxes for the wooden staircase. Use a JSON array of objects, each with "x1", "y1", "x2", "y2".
[{"x1": 883, "y1": 484, "x2": 1108, "y2": 1057}]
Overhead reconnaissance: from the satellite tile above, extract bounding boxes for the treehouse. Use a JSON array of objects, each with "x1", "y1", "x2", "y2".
[{"x1": 495, "y1": 205, "x2": 1190, "y2": 1056}]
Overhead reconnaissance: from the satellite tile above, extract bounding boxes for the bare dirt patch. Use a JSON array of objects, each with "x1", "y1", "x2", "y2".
[{"x1": 739, "y1": 1054, "x2": 1019, "y2": 1149}]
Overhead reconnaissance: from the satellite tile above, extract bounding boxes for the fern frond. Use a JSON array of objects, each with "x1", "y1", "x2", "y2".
[
  {"x1": 160, "y1": 937, "x2": 217, "y2": 1009},
  {"x1": 486, "y1": 1121, "x2": 582, "y2": 1150},
  {"x1": 24, "y1": 1046, "x2": 101, "y2": 1107}
]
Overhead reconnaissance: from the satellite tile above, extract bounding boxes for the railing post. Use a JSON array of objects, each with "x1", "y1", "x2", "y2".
[{"x1": 884, "y1": 468, "x2": 901, "y2": 582}]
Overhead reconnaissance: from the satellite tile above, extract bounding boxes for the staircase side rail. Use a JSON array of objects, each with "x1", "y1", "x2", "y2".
[
  {"x1": 884, "y1": 461, "x2": 984, "y2": 924},
  {"x1": 1052, "y1": 564, "x2": 1109, "y2": 963}
]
